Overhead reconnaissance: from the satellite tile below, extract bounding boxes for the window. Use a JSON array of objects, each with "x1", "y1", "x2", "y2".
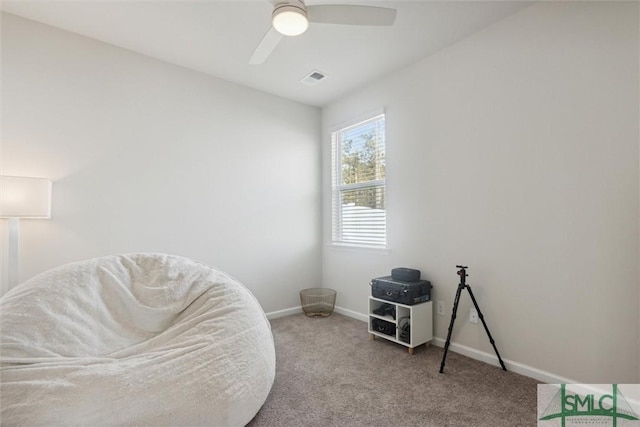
[{"x1": 331, "y1": 113, "x2": 386, "y2": 247}]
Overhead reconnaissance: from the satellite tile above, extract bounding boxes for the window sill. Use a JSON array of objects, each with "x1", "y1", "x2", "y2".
[{"x1": 327, "y1": 243, "x2": 391, "y2": 255}]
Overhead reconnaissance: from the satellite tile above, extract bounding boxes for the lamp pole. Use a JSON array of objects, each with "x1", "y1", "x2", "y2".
[{"x1": 0, "y1": 175, "x2": 52, "y2": 294}]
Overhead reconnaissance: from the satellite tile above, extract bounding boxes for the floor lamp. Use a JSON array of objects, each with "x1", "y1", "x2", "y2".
[{"x1": 0, "y1": 176, "x2": 52, "y2": 291}]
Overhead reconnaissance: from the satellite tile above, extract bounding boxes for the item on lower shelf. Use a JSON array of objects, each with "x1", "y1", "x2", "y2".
[
  {"x1": 398, "y1": 317, "x2": 410, "y2": 343},
  {"x1": 371, "y1": 318, "x2": 395, "y2": 336}
]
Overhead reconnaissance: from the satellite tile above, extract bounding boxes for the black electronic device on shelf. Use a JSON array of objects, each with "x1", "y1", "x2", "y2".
[{"x1": 372, "y1": 303, "x2": 396, "y2": 319}]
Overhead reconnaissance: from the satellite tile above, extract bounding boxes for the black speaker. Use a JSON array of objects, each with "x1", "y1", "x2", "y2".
[
  {"x1": 391, "y1": 267, "x2": 420, "y2": 282},
  {"x1": 371, "y1": 318, "x2": 395, "y2": 336}
]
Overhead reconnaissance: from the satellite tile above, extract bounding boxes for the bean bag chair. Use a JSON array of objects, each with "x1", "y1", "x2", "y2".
[{"x1": 0, "y1": 253, "x2": 275, "y2": 426}]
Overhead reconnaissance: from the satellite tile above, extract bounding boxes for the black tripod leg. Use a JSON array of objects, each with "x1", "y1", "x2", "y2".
[
  {"x1": 439, "y1": 285, "x2": 463, "y2": 373},
  {"x1": 466, "y1": 286, "x2": 507, "y2": 371}
]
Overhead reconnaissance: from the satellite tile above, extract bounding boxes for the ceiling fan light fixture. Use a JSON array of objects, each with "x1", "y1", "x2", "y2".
[{"x1": 272, "y1": 5, "x2": 309, "y2": 36}]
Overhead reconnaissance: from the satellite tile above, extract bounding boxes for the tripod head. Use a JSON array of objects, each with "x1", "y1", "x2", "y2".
[{"x1": 456, "y1": 265, "x2": 468, "y2": 286}]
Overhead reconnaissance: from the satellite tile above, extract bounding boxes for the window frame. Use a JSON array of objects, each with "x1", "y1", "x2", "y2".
[{"x1": 330, "y1": 111, "x2": 387, "y2": 249}]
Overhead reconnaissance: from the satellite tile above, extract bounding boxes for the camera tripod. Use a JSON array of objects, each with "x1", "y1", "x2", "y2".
[{"x1": 439, "y1": 266, "x2": 506, "y2": 373}]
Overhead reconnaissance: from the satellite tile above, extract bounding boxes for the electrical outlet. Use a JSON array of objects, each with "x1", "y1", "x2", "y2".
[
  {"x1": 470, "y1": 308, "x2": 478, "y2": 324},
  {"x1": 437, "y1": 301, "x2": 445, "y2": 316}
]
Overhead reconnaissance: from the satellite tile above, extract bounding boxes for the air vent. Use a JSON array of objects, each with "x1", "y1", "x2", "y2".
[{"x1": 300, "y1": 70, "x2": 328, "y2": 86}]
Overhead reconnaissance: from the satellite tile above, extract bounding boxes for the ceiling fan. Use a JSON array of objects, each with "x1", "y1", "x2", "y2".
[{"x1": 249, "y1": 0, "x2": 397, "y2": 65}]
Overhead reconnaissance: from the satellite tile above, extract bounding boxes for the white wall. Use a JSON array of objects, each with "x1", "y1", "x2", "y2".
[
  {"x1": 1, "y1": 13, "x2": 322, "y2": 313},
  {"x1": 322, "y1": 2, "x2": 639, "y2": 383}
]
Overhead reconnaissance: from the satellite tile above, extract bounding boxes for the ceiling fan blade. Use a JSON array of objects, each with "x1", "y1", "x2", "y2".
[
  {"x1": 307, "y1": 5, "x2": 396, "y2": 26},
  {"x1": 249, "y1": 27, "x2": 284, "y2": 65}
]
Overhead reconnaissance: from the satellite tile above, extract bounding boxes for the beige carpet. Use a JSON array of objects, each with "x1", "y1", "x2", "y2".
[{"x1": 247, "y1": 313, "x2": 540, "y2": 427}]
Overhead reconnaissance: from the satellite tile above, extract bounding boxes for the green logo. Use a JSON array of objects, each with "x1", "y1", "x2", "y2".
[{"x1": 539, "y1": 384, "x2": 639, "y2": 427}]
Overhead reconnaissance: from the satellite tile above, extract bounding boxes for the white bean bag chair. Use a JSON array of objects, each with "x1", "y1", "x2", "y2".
[{"x1": 0, "y1": 253, "x2": 275, "y2": 426}]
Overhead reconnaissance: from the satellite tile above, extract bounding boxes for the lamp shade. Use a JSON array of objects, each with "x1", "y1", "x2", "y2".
[{"x1": 0, "y1": 176, "x2": 52, "y2": 218}]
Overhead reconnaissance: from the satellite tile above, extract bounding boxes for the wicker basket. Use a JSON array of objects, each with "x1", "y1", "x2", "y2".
[{"x1": 300, "y1": 288, "x2": 337, "y2": 317}]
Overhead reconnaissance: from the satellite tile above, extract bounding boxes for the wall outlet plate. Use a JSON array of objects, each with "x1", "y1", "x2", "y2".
[
  {"x1": 437, "y1": 301, "x2": 445, "y2": 315},
  {"x1": 470, "y1": 308, "x2": 478, "y2": 324}
]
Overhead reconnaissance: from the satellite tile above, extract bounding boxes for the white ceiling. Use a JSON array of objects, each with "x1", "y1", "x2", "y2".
[{"x1": 1, "y1": 0, "x2": 533, "y2": 107}]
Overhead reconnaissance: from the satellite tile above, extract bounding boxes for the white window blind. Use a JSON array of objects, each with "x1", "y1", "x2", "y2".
[{"x1": 331, "y1": 114, "x2": 386, "y2": 247}]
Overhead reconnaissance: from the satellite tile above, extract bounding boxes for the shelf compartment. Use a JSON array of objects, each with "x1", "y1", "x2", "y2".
[
  {"x1": 370, "y1": 318, "x2": 395, "y2": 337},
  {"x1": 369, "y1": 298, "x2": 397, "y2": 323}
]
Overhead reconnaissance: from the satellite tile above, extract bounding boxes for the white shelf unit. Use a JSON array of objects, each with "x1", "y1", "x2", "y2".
[{"x1": 368, "y1": 296, "x2": 433, "y2": 355}]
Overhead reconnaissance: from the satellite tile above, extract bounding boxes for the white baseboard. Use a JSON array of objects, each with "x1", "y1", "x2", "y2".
[
  {"x1": 265, "y1": 305, "x2": 365, "y2": 321},
  {"x1": 429, "y1": 337, "x2": 578, "y2": 384},
  {"x1": 333, "y1": 305, "x2": 369, "y2": 322},
  {"x1": 265, "y1": 306, "x2": 302, "y2": 320}
]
